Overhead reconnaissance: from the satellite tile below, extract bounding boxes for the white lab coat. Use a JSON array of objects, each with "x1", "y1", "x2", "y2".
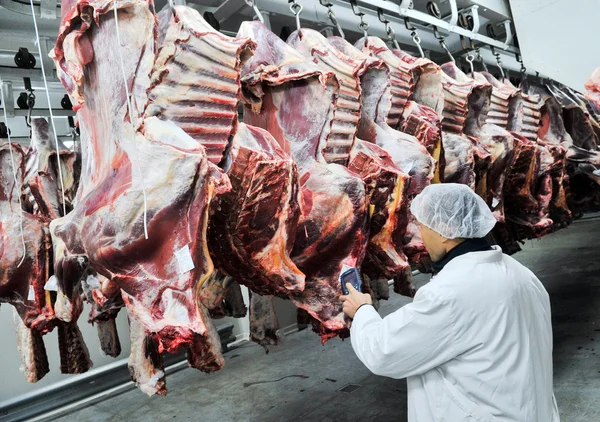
[{"x1": 351, "y1": 246, "x2": 560, "y2": 422}]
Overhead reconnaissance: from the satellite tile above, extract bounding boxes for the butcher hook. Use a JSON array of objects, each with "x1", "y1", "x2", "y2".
[
  {"x1": 404, "y1": 17, "x2": 424, "y2": 58},
  {"x1": 433, "y1": 26, "x2": 455, "y2": 64},
  {"x1": 490, "y1": 46, "x2": 505, "y2": 79},
  {"x1": 319, "y1": 0, "x2": 344, "y2": 38},
  {"x1": 289, "y1": 0, "x2": 303, "y2": 31},
  {"x1": 378, "y1": 8, "x2": 400, "y2": 51},
  {"x1": 475, "y1": 46, "x2": 488, "y2": 72},
  {"x1": 465, "y1": 53, "x2": 475, "y2": 76},
  {"x1": 245, "y1": 0, "x2": 265, "y2": 24},
  {"x1": 25, "y1": 90, "x2": 35, "y2": 128},
  {"x1": 515, "y1": 52, "x2": 527, "y2": 75},
  {"x1": 349, "y1": 0, "x2": 369, "y2": 39}
]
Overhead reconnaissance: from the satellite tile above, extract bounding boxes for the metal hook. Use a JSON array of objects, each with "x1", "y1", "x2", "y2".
[
  {"x1": 378, "y1": 8, "x2": 400, "y2": 50},
  {"x1": 515, "y1": 52, "x2": 526, "y2": 75},
  {"x1": 433, "y1": 26, "x2": 455, "y2": 63},
  {"x1": 349, "y1": 0, "x2": 368, "y2": 38},
  {"x1": 490, "y1": 47, "x2": 505, "y2": 79},
  {"x1": 404, "y1": 17, "x2": 424, "y2": 58},
  {"x1": 466, "y1": 53, "x2": 475, "y2": 75},
  {"x1": 289, "y1": 0, "x2": 303, "y2": 31},
  {"x1": 474, "y1": 46, "x2": 488, "y2": 72},
  {"x1": 245, "y1": 0, "x2": 265, "y2": 24},
  {"x1": 167, "y1": 0, "x2": 175, "y2": 10},
  {"x1": 320, "y1": 0, "x2": 344, "y2": 38}
]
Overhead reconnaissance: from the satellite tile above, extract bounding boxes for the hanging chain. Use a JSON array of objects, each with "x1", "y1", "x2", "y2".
[
  {"x1": 289, "y1": 0, "x2": 303, "y2": 31},
  {"x1": 245, "y1": 0, "x2": 265, "y2": 24}
]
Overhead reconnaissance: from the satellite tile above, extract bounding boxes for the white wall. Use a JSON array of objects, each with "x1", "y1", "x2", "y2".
[{"x1": 509, "y1": 0, "x2": 600, "y2": 92}]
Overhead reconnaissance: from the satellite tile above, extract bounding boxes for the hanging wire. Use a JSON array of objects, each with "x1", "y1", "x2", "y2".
[
  {"x1": 0, "y1": 84, "x2": 27, "y2": 267},
  {"x1": 29, "y1": 0, "x2": 67, "y2": 217},
  {"x1": 289, "y1": 0, "x2": 303, "y2": 31},
  {"x1": 475, "y1": 46, "x2": 488, "y2": 72},
  {"x1": 245, "y1": 0, "x2": 265, "y2": 24},
  {"x1": 114, "y1": 3, "x2": 149, "y2": 239},
  {"x1": 404, "y1": 17, "x2": 424, "y2": 58},
  {"x1": 319, "y1": 1, "x2": 344, "y2": 38}
]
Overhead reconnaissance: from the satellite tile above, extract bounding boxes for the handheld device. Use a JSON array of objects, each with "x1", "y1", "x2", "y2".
[{"x1": 340, "y1": 267, "x2": 363, "y2": 295}]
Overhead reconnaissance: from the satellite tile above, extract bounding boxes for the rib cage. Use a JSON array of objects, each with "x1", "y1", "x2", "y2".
[
  {"x1": 288, "y1": 30, "x2": 363, "y2": 166},
  {"x1": 145, "y1": 7, "x2": 255, "y2": 164}
]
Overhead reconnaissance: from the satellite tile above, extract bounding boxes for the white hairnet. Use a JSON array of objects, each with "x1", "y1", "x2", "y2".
[{"x1": 410, "y1": 183, "x2": 497, "y2": 239}]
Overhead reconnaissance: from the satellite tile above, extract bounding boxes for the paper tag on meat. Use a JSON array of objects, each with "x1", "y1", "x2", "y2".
[
  {"x1": 28, "y1": 285, "x2": 35, "y2": 301},
  {"x1": 175, "y1": 245, "x2": 195, "y2": 274},
  {"x1": 44, "y1": 275, "x2": 59, "y2": 291}
]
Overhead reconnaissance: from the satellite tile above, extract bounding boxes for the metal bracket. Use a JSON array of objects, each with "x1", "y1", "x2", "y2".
[
  {"x1": 447, "y1": 0, "x2": 458, "y2": 29},
  {"x1": 1, "y1": 81, "x2": 15, "y2": 118},
  {"x1": 461, "y1": 5, "x2": 480, "y2": 33},
  {"x1": 501, "y1": 20, "x2": 513, "y2": 47}
]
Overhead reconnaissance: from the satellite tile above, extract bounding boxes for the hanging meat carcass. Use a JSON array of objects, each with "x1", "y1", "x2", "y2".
[
  {"x1": 288, "y1": 28, "x2": 413, "y2": 298},
  {"x1": 21, "y1": 117, "x2": 93, "y2": 372},
  {"x1": 51, "y1": 0, "x2": 235, "y2": 395},
  {"x1": 146, "y1": 8, "x2": 305, "y2": 300},
  {"x1": 521, "y1": 81, "x2": 573, "y2": 229},
  {"x1": 354, "y1": 36, "x2": 436, "y2": 272},
  {"x1": 0, "y1": 142, "x2": 55, "y2": 382},
  {"x1": 238, "y1": 21, "x2": 369, "y2": 342}
]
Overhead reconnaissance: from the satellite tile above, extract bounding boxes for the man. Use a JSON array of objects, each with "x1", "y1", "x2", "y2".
[{"x1": 341, "y1": 183, "x2": 559, "y2": 422}]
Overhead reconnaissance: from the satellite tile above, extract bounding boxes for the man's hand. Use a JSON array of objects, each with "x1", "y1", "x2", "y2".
[{"x1": 340, "y1": 283, "x2": 373, "y2": 319}]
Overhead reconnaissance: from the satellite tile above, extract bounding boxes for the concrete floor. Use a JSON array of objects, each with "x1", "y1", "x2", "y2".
[{"x1": 53, "y1": 217, "x2": 600, "y2": 422}]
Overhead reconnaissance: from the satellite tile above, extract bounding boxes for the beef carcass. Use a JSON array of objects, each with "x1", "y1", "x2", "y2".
[
  {"x1": 354, "y1": 37, "x2": 436, "y2": 271},
  {"x1": 23, "y1": 118, "x2": 78, "y2": 219},
  {"x1": 0, "y1": 143, "x2": 54, "y2": 382},
  {"x1": 522, "y1": 82, "x2": 572, "y2": 228},
  {"x1": 439, "y1": 63, "x2": 492, "y2": 196},
  {"x1": 288, "y1": 29, "x2": 413, "y2": 297},
  {"x1": 357, "y1": 37, "x2": 443, "y2": 180},
  {"x1": 147, "y1": 7, "x2": 305, "y2": 301},
  {"x1": 238, "y1": 21, "x2": 369, "y2": 341},
  {"x1": 22, "y1": 118, "x2": 94, "y2": 373},
  {"x1": 51, "y1": 0, "x2": 233, "y2": 395}
]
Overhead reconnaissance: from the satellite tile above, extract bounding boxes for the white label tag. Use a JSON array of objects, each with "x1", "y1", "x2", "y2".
[
  {"x1": 492, "y1": 198, "x2": 500, "y2": 208},
  {"x1": 27, "y1": 285, "x2": 35, "y2": 301},
  {"x1": 44, "y1": 275, "x2": 59, "y2": 292},
  {"x1": 175, "y1": 245, "x2": 195, "y2": 274}
]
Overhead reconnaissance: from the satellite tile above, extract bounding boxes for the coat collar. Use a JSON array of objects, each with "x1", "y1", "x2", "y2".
[{"x1": 431, "y1": 238, "x2": 493, "y2": 275}]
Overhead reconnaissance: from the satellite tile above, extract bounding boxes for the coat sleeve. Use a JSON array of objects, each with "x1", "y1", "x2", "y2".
[{"x1": 350, "y1": 288, "x2": 457, "y2": 379}]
